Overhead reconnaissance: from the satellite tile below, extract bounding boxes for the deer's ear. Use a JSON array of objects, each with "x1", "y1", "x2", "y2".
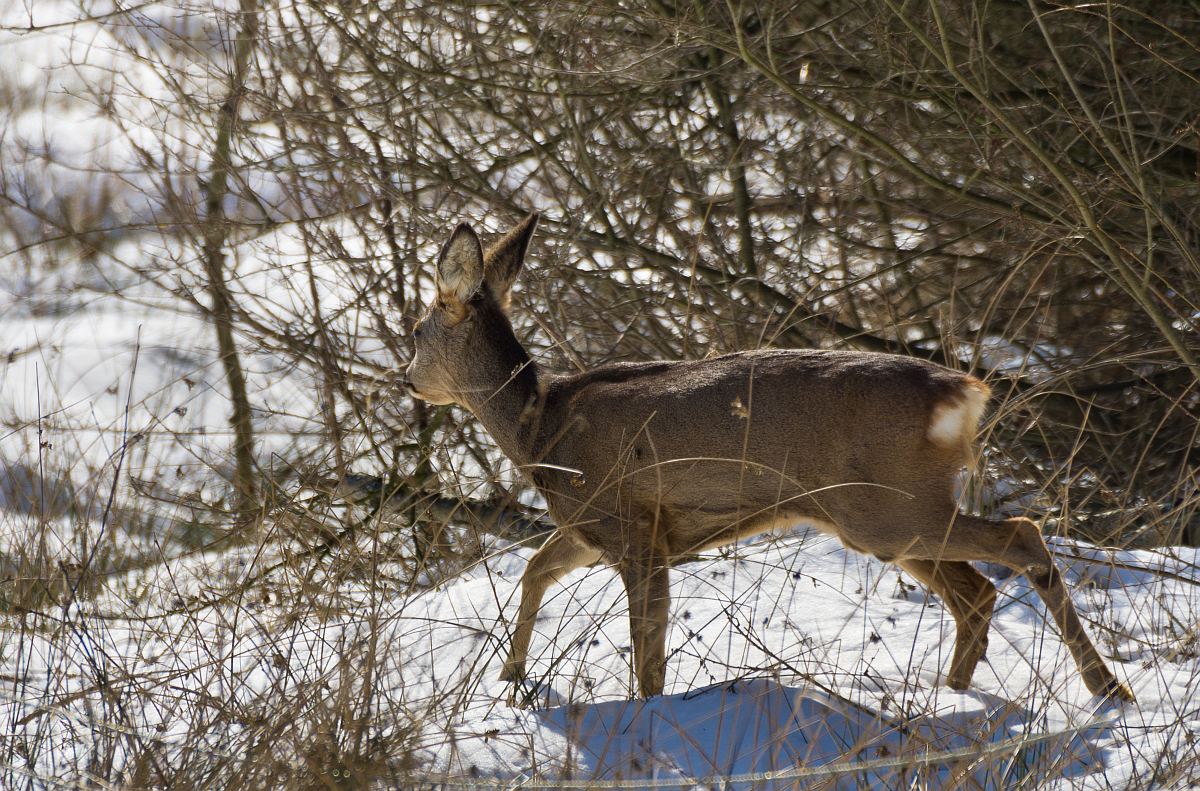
[
  {"x1": 484, "y1": 212, "x2": 538, "y2": 306},
  {"x1": 436, "y1": 223, "x2": 485, "y2": 306}
]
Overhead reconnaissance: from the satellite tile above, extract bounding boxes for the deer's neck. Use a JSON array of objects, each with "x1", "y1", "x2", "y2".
[{"x1": 463, "y1": 351, "x2": 546, "y2": 468}]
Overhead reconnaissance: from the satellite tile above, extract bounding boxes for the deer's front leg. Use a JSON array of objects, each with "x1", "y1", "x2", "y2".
[
  {"x1": 501, "y1": 531, "x2": 602, "y2": 684},
  {"x1": 617, "y1": 515, "x2": 672, "y2": 698}
]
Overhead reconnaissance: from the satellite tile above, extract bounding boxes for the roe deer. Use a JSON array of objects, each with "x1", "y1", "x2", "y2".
[{"x1": 403, "y1": 213, "x2": 1135, "y2": 703}]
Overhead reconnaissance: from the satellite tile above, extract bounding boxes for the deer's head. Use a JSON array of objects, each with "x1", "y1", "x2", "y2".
[{"x1": 404, "y1": 213, "x2": 539, "y2": 407}]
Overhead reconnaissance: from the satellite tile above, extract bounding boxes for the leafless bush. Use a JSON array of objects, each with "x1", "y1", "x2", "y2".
[
  {"x1": 204, "y1": 0, "x2": 1200, "y2": 546},
  {"x1": 2, "y1": 0, "x2": 1199, "y2": 788}
]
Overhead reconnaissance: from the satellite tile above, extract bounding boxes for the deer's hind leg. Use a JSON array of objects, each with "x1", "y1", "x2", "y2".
[
  {"x1": 944, "y1": 515, "x2": 1135, "y2": 703},
  {"x1": 501, "y1": 531, "x2": 602, "y2": 684},
  {"x1": 898, "y1": 558, "x2": 996, "y2": 691}
]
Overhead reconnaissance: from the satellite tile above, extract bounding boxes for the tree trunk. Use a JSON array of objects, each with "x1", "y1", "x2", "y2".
[{"x1": 200, "y1": 0, "x2": 261, "y2": 524}]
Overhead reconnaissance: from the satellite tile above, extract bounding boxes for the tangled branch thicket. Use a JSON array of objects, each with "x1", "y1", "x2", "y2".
[
  {"x1": 2, "y1": 0, "x2": 1199, "y2": 788},
  {"x1": 213, "y1": 0, "x2": 1198, "y2": 544}
]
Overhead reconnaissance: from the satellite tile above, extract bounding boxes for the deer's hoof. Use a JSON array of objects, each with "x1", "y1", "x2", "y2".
[
  {"x1": 499, "y1": 658, "x2": 526, "y2": 684},
  {"x1": 1103, "y1": 678, "x2": 1136, "y2": 705}
]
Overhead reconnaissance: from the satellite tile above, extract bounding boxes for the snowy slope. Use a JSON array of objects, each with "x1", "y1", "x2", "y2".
[{"x1": 3, "y1": 472, "x2": 1198, "y2": 789}]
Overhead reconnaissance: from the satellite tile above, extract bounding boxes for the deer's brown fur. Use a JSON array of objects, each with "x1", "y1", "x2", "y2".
[{"x1": 404, "y1": 214, "x2": 1135, "y2": 703}]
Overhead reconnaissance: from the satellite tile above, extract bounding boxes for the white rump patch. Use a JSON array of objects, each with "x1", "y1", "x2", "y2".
[{"x1": 927, "y1": 385, "x2": 989, "y2": 449}]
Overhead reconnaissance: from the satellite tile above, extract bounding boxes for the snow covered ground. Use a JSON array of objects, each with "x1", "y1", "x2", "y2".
[{"x1": 3, "y1": 501, "x2": 1200, "y2": 789}]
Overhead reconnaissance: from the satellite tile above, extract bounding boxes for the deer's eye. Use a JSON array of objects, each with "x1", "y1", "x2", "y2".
[{"x1": 413, "y1": 327, "x2": 423, "y2": 339}]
